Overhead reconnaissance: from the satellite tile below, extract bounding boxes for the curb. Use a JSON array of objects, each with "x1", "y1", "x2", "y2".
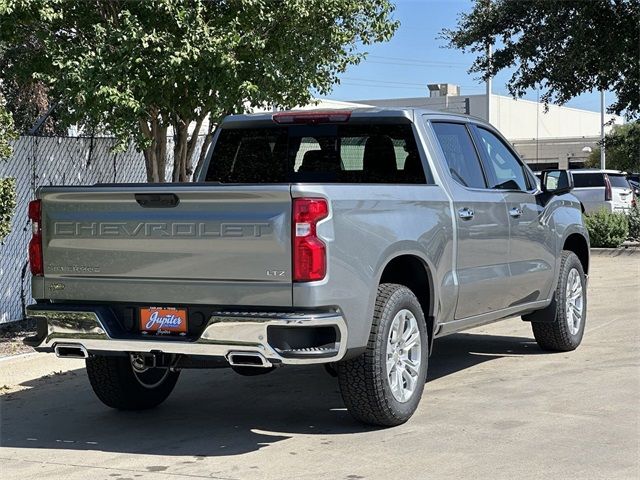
[
  {"x1": 0, "y1": 351, "x2": 39, "y2": 362},
  {"x1": 590, "y1": 247, "x2": 640, "y2": 257}
]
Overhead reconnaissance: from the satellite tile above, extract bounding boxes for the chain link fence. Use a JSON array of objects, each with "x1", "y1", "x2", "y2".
[{"x1": 0, "y1": 134, "x2": 205, "y2": 323}]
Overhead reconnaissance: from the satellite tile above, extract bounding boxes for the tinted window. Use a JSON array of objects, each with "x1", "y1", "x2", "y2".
[
  {"x1": 206, "y1": 123, "x2": 430, "y2": 184},
  {"x1": 573, "y1": 173, "x2": 605, "y2": 187},
  {"x1": 608, "y1": 174, "x2": 630, "y2": 188},
  {"x1": 475, "y1": 128, "x2": 529, "y2": 191},
  {"x1": 432, "y1": 122, "x2": 486, "y2": 188}
]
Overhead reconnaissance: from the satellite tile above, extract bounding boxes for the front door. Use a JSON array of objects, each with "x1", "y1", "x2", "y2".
[{"x1": 471, "y1": 125, "x2": 556, "y2": 305}]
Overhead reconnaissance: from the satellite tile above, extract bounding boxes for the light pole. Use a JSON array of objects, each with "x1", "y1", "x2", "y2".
[
  {"x1": 486, "y1": 43, "x2": 492, "y2": 123},
  {"x1": 485, "y1": 0, "x2": 492, "y2": 124},
  {"x1": 600, "y1": 90, "x2": 606, "y2": 169}
]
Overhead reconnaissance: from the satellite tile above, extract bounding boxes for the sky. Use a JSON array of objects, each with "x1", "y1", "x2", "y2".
[{"x1": 320, "y1": 0, "x2": 608, "y2": 113}]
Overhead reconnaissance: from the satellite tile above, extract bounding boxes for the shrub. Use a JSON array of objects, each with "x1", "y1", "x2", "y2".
[
  {"x1": 0, "y1": 177, "x2": 16, "y2": 241},
  {"x1": 628, "y1": 203, "x2": 640, "y2": 241},
  {"x1": 584, "y1": 209, "x2": 629, "y2": 248}
]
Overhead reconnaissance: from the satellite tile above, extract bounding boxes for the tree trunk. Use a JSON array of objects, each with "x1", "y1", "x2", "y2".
[
  {"x1": 171, "y1": 119, "x2": 189, "y2": 182},
  {"x1": 139, "y1": 111, "x2": 167, "y2": 183},
  {"x1": 193, "y1": 115, "x2": 220, "y2": 180}
]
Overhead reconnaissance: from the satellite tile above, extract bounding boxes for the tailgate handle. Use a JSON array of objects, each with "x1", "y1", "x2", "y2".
[{"x1": 135, "y1": 193, "x2": 180, "y2": 208}]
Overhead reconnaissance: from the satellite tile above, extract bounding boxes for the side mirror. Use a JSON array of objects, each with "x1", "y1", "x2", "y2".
[{"x1": 541, "y1": 169, "x2": 574, "y2": 195}]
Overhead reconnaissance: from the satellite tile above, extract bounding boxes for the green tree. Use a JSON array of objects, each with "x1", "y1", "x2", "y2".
[
  {"x1": 0, "y1": 0, "x2": 398, "y2": 182},
  {"x1": 1, "y1": 39, "x2": 61, "y2": 134},
  {"x1": 0, "y1": 93, "x2": 18, "y2": 241},
  {"x1": 586, "y1": 121, "x2": 640, "y2": 172},
  {"x1": 444, "y1": 0, "x2": 640, "y2": 118}
]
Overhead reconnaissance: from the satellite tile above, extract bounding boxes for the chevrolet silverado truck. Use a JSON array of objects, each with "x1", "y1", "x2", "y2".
[{"x1": 24, "y1": 108, "x2": 589, "y2": 426}]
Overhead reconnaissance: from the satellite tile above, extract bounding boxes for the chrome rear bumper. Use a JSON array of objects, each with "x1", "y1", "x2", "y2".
[{"x1": 25, "y1": 305, "x2": 347, "y2": 365}]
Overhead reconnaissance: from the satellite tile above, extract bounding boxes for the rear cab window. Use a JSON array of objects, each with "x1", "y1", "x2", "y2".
[{"x1": 205, "y1": 121, "x2": 432, "y2": 184}]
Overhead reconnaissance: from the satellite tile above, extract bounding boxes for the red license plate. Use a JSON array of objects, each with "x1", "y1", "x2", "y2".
[{"x1": 140, "y1": 307, "x2": 187, "y2": 335}]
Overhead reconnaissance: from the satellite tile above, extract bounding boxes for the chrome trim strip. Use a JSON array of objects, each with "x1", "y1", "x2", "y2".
[{"x1": 26, "y1": 307, "x2": 347, "y2": 365}]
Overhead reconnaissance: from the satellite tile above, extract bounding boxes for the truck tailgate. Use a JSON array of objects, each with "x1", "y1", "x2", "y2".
[{"x1": 37, "y1": 184, "x2": 293, "y2": 306}]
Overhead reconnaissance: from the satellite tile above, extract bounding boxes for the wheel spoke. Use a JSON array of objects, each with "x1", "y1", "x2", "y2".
[
  {"x1": 403, "y1": 330, "x2": 420, "y2": 350},
  {"x1": 404, "y1": 359, "x2": 420, "y2": 377},
  {"x1": 401, "y1": 366, "x2": 416, "y2": 394}
]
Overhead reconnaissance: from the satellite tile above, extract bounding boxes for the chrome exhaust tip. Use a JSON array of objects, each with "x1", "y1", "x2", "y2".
[
  {"x1": 54, "y1": 343, "x2": 88, "y2": 359},
  {"x1": 226, "y1": 351, "x2": 272, "y2": 368}
]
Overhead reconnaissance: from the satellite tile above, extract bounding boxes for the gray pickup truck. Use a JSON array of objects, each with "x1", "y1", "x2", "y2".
[{"x1": 25, "y1": 108, "x2": 589, "y2": 426}]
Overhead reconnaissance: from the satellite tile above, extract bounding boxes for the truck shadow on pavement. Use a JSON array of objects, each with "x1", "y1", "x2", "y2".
[{"x1": 1, "y1": 332, "x2": 543, "y2": 458}]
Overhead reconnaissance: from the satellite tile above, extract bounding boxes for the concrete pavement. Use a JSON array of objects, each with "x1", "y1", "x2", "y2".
[{"x1": 1, "y1": 255, "x2": 638, "y2": 480}]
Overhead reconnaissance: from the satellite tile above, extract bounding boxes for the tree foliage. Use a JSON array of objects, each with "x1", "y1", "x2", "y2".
[
  {"x1": 0, "y1": 0, "x2": 398, "y2": 181},
  {"x1": 0, "y1": 93, "x2": 17, "y2": 241},
  {"x1": 444, "y1": 0, "x2": 640, "y2": 118},
  {"x1": 0, "y1": 41, "x2": 61, "y2": 134},
  {"x1": 586, "y1": 121, "x2": 640, "y2": 172}
]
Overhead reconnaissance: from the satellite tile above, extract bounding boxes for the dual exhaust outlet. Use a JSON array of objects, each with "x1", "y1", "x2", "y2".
[{"x1": 54, "y1": 343, "x2": 272, "y2": 369}]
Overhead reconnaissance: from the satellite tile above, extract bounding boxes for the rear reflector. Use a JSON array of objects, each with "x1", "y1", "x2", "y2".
[
  {"x1": 604, "y1": 174, "x2": 612, "y2": 202},
  {"x1": 292, "y1": 198, "x2": 329, "y2": 282},
  {"x1": 28, "y1": 199, "x2": 43, "y2": 276},
  {"x1": 273, "y1": 110, "x2": 351, "y2": 125}
]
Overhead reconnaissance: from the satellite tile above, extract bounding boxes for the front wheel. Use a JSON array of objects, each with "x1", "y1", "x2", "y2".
[
  {"x1": 86, "y1": 355, "x2": 180, "y2": 410},
  {"x1": 337, "y1": 284, "x2": 428, "y2": 427},
  {"x1": 531, "y1": 251, "x2": 587, "y2": 351}
]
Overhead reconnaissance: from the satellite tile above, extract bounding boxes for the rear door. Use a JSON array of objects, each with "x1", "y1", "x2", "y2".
[
  {"x1": 40, "y1": 185, "x2": 292, "y2": 306},
  {"x1": 430, "y1": 121, "x2": 512, "y2": 319},
  {"x1": 471, "y1": 125, "x2": 556, "y2": 305},
  {"x1": 572, "y1": 173, "x2": 606, "y2": 213}
]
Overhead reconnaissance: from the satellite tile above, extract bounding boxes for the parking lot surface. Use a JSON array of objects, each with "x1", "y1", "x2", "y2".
[{"x1": 1, "y1": 255, "x2": 638, "y2": 480}]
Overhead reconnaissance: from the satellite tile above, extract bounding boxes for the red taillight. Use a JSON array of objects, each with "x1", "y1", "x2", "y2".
[
  {"x1": 292, "y1": 198, "x2": 329, "y2": 282},
  {"x1": 28, "y1": 199, "x2": 43, "y2": 276},
  {"x1": 604, "y1": 174, "x2": 612, "y2": 202},
  {"x1": 273, "y1": 110, "x2": 351, "y2": 125}
]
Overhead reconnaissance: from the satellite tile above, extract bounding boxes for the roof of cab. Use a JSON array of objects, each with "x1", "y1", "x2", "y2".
[{"x1": 221, "y1": 107, "x2": 488, "y2": 128}]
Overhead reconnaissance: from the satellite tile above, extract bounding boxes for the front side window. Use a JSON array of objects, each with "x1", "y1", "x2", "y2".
[
  {"x1": 475, "y1": 127, "x2": 530, "y2": 191},
  {"x1": 432, "y1": 122, "x2": 486, "y2": 189},
  {"x1": 205, "y1": 122, "x2": 431, "y2": 184}
]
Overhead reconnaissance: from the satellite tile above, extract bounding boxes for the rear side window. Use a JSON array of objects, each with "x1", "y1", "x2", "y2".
[
  {"x1": 205, "y1": 123, "x2": 431, "y2": 184},
  {"x1": 608, "y1": 174, "x2": 630, "y2": 188},
  {"x1": 573, "y1": 173, "x2": 605, "y2": 187},
  {"x1": 432, "y1": 122, "x2": 486, "y2": 189}
]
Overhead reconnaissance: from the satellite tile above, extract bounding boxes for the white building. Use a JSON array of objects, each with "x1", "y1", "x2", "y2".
[{"x1": 350, "y1": 84, "x2": 623, "y2": 170}]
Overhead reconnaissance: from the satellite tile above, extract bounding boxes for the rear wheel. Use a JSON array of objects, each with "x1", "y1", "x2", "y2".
[
  {"x1": 337, "y1": 284, "x2": 428, "y2": 427},
  {"x1": 531, "y1": 251, "x2": 587, "y2": 351},
  {"x1": 85, "y1": 354, "x2": 180, "y2": 410}
]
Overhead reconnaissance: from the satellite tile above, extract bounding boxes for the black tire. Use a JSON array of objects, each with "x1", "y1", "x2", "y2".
[
  {"x1": 531, "y1": 251, "x2": 587, "y2": 351},
  {"x1": 85, "y1": 355, "x2": 180, "y2": 410},
  {"x1": 337, "y1": 283, "x2": 428, "y2": 427}
]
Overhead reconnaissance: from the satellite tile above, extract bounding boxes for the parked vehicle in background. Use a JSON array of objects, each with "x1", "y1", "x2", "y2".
[
  {"x1": 571, "y1": 169, "x2": 634, "y2": 214},
  {"x1": 24, "y1": 108, "x2": 590, "y2": 426},
  {"x1": 627, "y1": 173, "x2": 640, "y2": 201}
]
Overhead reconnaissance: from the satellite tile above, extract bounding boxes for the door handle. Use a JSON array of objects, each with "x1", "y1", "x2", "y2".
[
  {"x1": 509, "y1": 207, "x2": 523, "y2": 218},
  {"x1": 135, "y1": 193, "x2": 180, "y2": 208},
  {"x1": 458, "y1": 207, "x2": 474, "y2": 220}
]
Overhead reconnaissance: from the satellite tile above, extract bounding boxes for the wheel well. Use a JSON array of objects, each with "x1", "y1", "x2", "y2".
[
  {"x1": 379, "y1": 255, "x2": 434, "y2": 345},
  {"x1": 563, "y1": 234, "x2": 589, "y2": 274}
]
